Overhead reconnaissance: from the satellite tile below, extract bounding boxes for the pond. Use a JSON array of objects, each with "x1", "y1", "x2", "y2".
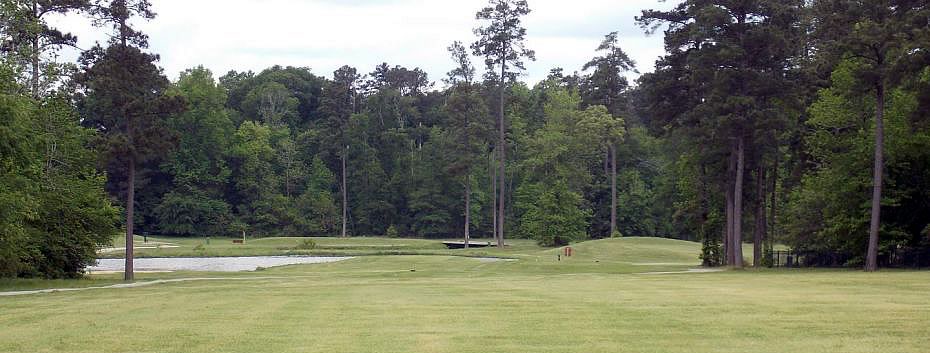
[{"x1": 88, "y1": 256, "x2": 353, "y2": 273}]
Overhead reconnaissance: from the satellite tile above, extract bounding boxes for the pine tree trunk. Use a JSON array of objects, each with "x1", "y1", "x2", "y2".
[
  {"x1": 769, "y1": 154, "x2": 778, "y2": 260},
  {"x1": 119, "y1": 6, "x2": 128, "y2": 47},
  {"x1": 754, "y1": 164, "x2": 766, "y2": 267},
  {"x1": 725, "y1": 144, "x2": 736, "y2": 266},
  {"x1": 733, "y1": 137, "x2": 746, "y2": 268},
  {"x1": 603, "y1": 149, "x2": 609, "y2": 175},
  {"x1": 125, "y1": 161, "x2": 135, "y2": 281},
  {"x1": 497, "y1": 57, "x2": 507, "y2": 248},
  {"x1": 285, "y1": 162, "x2": 291, "y2": 199},
  {"x1": 341, "y1": 145, "x2": 348, "y2": 238},
  {"x1": 30, "y1": 1, "x2": 39, "y2": 98},
  {"x1": 699, "y1": 163, "x2": 711, "y2": 266},
  {"x1": 610, "y1": 144, "x2": 617, "y2": 237},
  {"x1": 490, "y1": 150, "x2": 497, "y2": 241},
  {"x1": 465, "y1": 175, "x2": 470, "y2": 249},
  {"x1": 866, "y1": 82, "x2": 885, "y2": 272},
  {"x1": 31, "y1": 42, "x2": 39, "y2": 98}
]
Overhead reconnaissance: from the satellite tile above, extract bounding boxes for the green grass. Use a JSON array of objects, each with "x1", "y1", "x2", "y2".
[{"x1": 2, "y1": 237, "x2": 928, "y2": 353}]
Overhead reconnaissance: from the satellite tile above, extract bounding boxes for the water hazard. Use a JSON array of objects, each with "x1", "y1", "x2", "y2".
[{"x1": 88, "y1": 256, "x2": 353, "y2": 272}]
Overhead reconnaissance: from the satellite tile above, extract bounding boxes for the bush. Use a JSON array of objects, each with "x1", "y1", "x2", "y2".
[
  {"x1": 386, "y1": 225, "x2": 399, "y2": 238},
  {"x1": 154, "y1": 190, "x2": 232, "y2": 236},
  {"x1": 0, "y1": 92, "x2": 119, "y2": 278},
  {"x1": 295, "y1": 238, "x2": 316, "y2": 250}
]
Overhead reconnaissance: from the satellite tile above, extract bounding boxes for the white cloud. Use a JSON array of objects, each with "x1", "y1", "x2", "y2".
[{"x1": 50, "y1": 0, "x2": 673, "y2": 85}]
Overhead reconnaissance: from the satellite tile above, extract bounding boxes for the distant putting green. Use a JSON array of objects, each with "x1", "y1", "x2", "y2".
[{"x1": 1, "y1": 237, "x2": 928, "y2": 353}]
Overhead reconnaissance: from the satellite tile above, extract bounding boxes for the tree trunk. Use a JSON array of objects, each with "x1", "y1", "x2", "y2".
[
  {"x1": 285, "y1": 160, "x2": 291, "y2": 199},
  {"x1": 699, "y1": 162, "x2": 712, "y2": 266},
  {"x1": 497, "y1": 57, "x2": 507, "y2": 248},
  {"x1": 754, "y1": 164, "x2": 766, "y2": 267},
  {"x1": 490, "y1": 150, "x2": 497, "y2": 241},
  {"x1": 769, "y1": 153, "x2": 778, "y2": 261},
  {"x1": 119, "y1": 9, "x2": 128, "y2": 47},
  {"x1": 733, "y1": 136, "x2": 746, "y2": 268},
  {"x1": 464, "y1": 174, "x2": 470, "y2": 249},
  {"x1": 124, "y1": 161, "x2": 135, "y2": 281},
  {"x1": 609, "y1": 144, "x2": 617, "y2": 237},
  {"x1": 30, "y1": 1, "x2": 40, "y2": 99},
  {"x1": 866, "y1": 82, "x2": 885, "y2": 272},
  {"x1": 603, "y1": 149, "x2": 609, "y2": 175},
  {"x1": 725, "y1": 143, "x2": 736, "y2": 266},
  {"x1": 341, "y1": 145, "x2": 348, "y2": 238}
]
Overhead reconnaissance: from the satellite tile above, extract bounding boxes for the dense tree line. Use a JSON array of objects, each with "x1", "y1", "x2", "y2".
[
  {"x1": 1, "y1": 0, "x2": 929, "y2": 278},
  {"x1": 637, "y1": 0, "x2": 930, "y2": 268}
]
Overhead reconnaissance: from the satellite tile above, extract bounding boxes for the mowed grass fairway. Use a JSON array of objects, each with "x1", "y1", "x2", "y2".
[{"x1": 2, "y1": 238, "x2": 929, "y2": 353}]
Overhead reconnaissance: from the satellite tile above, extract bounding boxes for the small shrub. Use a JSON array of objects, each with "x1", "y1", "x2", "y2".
[
  {"x1": 294, "y1": 238, "x2": 316, "y2": 250},
  {"x1": 700, "y1": 242, "x2": 723, "y2": 267},
  {"x1": 386, "y1": 225, "x2": 399, "y2": 238},
  {"x1": 611, "y1": 231, "x2": 623, "y2": 238}
]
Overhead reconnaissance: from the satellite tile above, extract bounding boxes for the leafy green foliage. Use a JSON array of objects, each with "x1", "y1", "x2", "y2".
[
  {"x1": 386, "y1": 224, "x2": 399, "y2": 238},
  {"x1": 156, "y1": 67, "x2": 233, "y2": 236},
  {"x1": 0, "y1": 0, "x2": 90, "y2": 97},
  {"x1": 294, "y1": 156, "x2": 339, "y2": 235},
  {"x1": 516, "y1": 181, "x2": 590, "y2": 247},
  {"x1": 784, "y1": 60, "x2": 930, "y2": 263},
  {"x1": 0, "y1": 66, "x2": 117, "y2": 278},
  {"x1": 230, "y1": 121, "x2": 284, "y2": 233}
]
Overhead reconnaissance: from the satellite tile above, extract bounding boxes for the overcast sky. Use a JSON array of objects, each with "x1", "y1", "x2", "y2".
[{"x1": 52, "y1": 0, "x2": 673, "y2": 86}]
